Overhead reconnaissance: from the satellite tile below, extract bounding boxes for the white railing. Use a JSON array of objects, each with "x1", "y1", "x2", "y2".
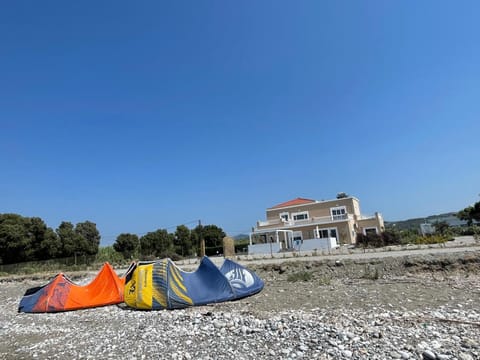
[
  {"x1": 256, "y1": 214, "x2": 354, "y2": 229},
  {"x1": 357, "y1": 214, "x2": 376, "y2": 220},
  {"x1": 293, "y1": 237, "x2": 339, "y2": 251},
  {"x1": 310, "y1": 214, "x2": 353, "y2": 224},
  {"x1": 257, "y1": 218, "x2": 283, "y2": 227}
]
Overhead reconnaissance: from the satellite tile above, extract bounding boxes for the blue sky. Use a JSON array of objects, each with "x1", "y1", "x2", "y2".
[{"x1": 1, "y1": 1, "x2": 479, "y2": 245}]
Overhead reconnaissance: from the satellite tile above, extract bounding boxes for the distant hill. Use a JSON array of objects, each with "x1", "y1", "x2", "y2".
[
  {"x1": 385, "y1": 212, "x2": 468, "y2": 231},
  {"x1": 232, "y1": 234, "x2": 249, "y2": 241}
]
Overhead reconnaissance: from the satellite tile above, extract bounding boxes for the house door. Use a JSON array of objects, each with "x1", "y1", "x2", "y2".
[
  {"x1": 329, "y1": 228, "x2": 337, "y2": 240},
  {"x1": 282, "y1": 231, "x2": 294, "y2": 249}
]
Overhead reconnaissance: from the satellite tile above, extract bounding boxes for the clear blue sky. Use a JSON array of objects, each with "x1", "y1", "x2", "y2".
[{"x1": 1, "y1": 1, "x2": 479, "y2": 245}]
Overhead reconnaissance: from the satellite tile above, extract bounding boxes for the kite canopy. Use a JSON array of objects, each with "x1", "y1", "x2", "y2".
[
  {"x1": 124, "y1": 256, "x2": 264, "y2": 310},
  {"x1": 18, "y1": 262, "x2": 128, "y2": 313},
  {"x1": 18, "y1": 257, "x2": 263, "y2": 313}
]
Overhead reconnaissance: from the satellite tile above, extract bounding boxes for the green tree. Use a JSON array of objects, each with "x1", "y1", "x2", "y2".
[
  {"x1": 75, "y1": 221, "x2": 101, "y2": 255},
  {"x1": 27, "y1": 217, "x2": 61, "y2": 260},
  {"x1": 0, "y1": 214, "x2": 64, "y2": 263},
  {"x1": 139, "y1": 229, "x2": 174, "y2": 258},
  {"x1": 37, "y1": 228, "x2": 62, "y2": 259},
  {"x1": 174, "y1": 225, "x2": 192, "y2": 257},
  {"x1": 190, "y1": 224, "x2": 226, "y2": 256},
  {"x1": 191, "y1": 224, "x2": 203, "y2": 255},
  {"x1": 202, "y1": 224, "x2": 226, "y2": 248},
  {"x1": 0, "y1": 214, "x2": 32, "y2": 264},
  {"x1": 458, "y1": 201, "x2": 480, "y2": 226},
  {"x1": 26, "y1": 217, "x2": 47, "y2": 257},
  {"x1": 114, "y1": 233, "x2": 139, "y2": 259},
  {"x1": 434, "y1": 220, "x2": 450, "y2": 235},
  {"x1": 57, "y1": 222, "x2": 82, "y2": 257}
]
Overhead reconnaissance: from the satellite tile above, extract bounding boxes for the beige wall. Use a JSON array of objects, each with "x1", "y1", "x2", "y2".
[
  {"x1": 285, "y1": 220, "x2": 355, "y2": 245},
  {"x1": 357, "y1": 213, "x2": 385, "y2": 235},
  {"x1": 266, "y1": 197, "x2": 360, "y2": 221}
]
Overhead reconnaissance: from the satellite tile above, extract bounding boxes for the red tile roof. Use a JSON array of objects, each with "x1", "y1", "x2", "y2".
[{"x1": 269, "y1": 197, "x2": 316, "y2": 209}]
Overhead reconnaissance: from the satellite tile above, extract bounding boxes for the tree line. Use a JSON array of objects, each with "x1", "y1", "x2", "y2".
[
  {"x1": 113, "y1": 224, "x2": 226, "y2": 260},
  {"x1": 0, "y1": 213, "x2": 226, "y2": 265},
  {"x1": 0, "y1": 214, "x2": 100, "y2": 264}
]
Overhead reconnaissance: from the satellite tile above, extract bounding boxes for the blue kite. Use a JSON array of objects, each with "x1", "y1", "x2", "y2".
[{"x1": 124, "y1": 256, "x2": 264, "y2": 310}]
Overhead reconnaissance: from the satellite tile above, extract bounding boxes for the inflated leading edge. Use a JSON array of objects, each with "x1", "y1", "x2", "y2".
[{"x1": 124, "y1": 256, "x2": 264, "y2": 310}]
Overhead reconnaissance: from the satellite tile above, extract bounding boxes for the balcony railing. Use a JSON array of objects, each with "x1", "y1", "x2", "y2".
[
  {"x1": 357, "y1": 214, "x2": 377, "y2": 220},
  {"x1": 257, "y1": 214, "x2": 354, "y2": 229}
]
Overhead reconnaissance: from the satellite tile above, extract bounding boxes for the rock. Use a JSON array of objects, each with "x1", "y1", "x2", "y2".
[
  {"x1": 462, "y1": 339, "x2": 479, "y2": 349},
  {"x1": 436, "y1": 355, "x2": 449, "y2": 360},
  {"x1": 422, "y1": 350, "x2": 436, "y2": 360},
  {"x1": 213, "y1": 320, "x2": 225, "y2": 329},
  {"x1": 389, "y1": 351, "x2": 402, "y2": 359},
  {"x1": 299, "y1": 344, "x2": 309, "y2": 352},
  {"x1": 458, "y1": 353, "x2": 474, "y2": 360}
]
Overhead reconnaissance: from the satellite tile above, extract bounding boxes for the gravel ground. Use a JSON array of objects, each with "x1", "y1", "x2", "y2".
[{"x1": 1, "y1": 250, "x2": 480, "y2": 360}]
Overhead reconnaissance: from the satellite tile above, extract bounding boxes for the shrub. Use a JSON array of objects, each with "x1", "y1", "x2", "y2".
[
  {"x1": 318, "y1": 275, "x2": 332, "y2": 286},
  {"x1": 356, "y1": 233, "x2": 384, "y2": 248},
  {"x1": 362, "y1": 265, "x2": 381, "y2": 280},
  {"x1": 356, "y1": 229, "x2": 451, "y2": 248},
  {"x1": 96, "y1": 246, "x2": 125, "y2": 264},
  {"x1": 413, "y1": 234, "x2": 449, "y2": 245},
  {"x1": 382, "y1": 229, "x2": 402, "y2": 246}
]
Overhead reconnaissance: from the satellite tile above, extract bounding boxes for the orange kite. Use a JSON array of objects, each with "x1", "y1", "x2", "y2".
[{"x1": 18, "y1": 262, "x2": 131, "y2": 313}]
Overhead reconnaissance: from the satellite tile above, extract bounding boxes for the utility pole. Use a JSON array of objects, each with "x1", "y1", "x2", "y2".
[{"x1": 199, "y1": 219, "x2": 205, "y2": 257}]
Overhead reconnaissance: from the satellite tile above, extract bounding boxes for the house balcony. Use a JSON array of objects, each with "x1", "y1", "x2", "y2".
[{"x1": 255, "y1": 214, "x2": 355, "y2": 231}]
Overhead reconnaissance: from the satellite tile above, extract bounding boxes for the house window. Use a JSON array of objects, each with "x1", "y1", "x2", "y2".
[
  {"x1": 293, "y1": 231, "x2": 303, "y2": 241},
  {"x1": 364, "y1": 227, "x2": 378, "y2": 235},
  {"x1": 330, "y1": 229, "x2": 337, "y2": 239},
  {"x1": 316, "y1": 227, "x2": 338, "y2": 239},
  {"x1": 317, "y1": 229, "x2": 329, "y2": 238},
  {"x1": 279, "y1": 212, "x2": 289, "y2": 221},
  {"x1": 292, "y1": 211, "x2": 309, "y2": 221},
  {"x1": 331, "y1": 206, "x2": 347, "y2": 220}
]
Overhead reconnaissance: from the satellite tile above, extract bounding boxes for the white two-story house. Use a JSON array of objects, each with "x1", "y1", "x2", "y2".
[{"x1": 249, "y1": 196, "x2": 384, "y2": 254}]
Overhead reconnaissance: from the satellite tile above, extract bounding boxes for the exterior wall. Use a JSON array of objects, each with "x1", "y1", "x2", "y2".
[
  {"x1": 266, "y1": 197, "x2": 360, "y2": 221},
  {"x1": 340, "y1": 220, "x2": 356, "y2": 244},
  {"x1": 248, "y1": 242, "x2": 282, "y2": 255},
  {"x1": 352, "y1": 200, "x2": 361, "y2": 219},
  {"x1": 294, "y1": 238, "x2": 338, "y2": 251},
  {"x1": 357, "y1": 212, "x2": 385, "y2": 235},
  {"x1": 291, "y1": 224, "x2": 350, "y2": 244},
  {"x1": 254, "y1": 221, "x2": 355, "y2": 245}
]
